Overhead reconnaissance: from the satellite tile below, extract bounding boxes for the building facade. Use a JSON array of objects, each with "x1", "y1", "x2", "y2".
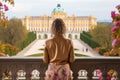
[{"x1": 22, "y1": 4, "x2": 97, "y2": 39}]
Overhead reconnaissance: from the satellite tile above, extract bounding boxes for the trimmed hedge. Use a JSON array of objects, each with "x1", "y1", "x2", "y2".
[
  {"x1": 20, "y1": 32, "x2": 36, "y2": 50},
  {"x1": 82, "y1": 31, "x2": 92, "y2": 38},
  {"x1": 80, "y1": 32, "x2": 100, "y2": 48}
]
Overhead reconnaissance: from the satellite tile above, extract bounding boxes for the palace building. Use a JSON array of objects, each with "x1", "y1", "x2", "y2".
[{"x1": 22, "y1": 4, "x2": 97, "y2": 39}]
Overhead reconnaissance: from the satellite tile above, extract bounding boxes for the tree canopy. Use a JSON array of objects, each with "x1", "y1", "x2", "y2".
[
  {"x1": 90, "y1": 23, "x2": 112, "y2": 49},
  {"x1": 0, "y1": 18, "x2": 27, "y2": 46}
]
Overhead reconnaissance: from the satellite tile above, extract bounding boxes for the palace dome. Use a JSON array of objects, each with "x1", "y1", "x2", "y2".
[{"x1": 52, "y1": 4, "x2": 65, "y2": 13}]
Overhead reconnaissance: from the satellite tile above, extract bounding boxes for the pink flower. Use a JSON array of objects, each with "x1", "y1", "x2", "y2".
[
  {"x1": 96, "y1": 69, "x2": 103, "y2": 80},
  {"x1": 0, "y1": 1, "x2": 3, "y2": 6},
  {"x1": 4, "y1": 4, "x2": 9, "y2": 11},
  {"x1": 116, "y1": 4, "x2": 120, "y2": 9},
  {"x1": 96, "y1": 69, "x2": 102, "y2": 74},
  {"x1": 111, "y1": 77, "x2": 117, "y2": 80},
  {"x1": 112, "y1": 38, "x2": 119, "y2": 47},
  {"x1": 107, "y1": 75, "x2": 111, "y2": 80},
  {"x1": 111, "y1": 26, "x2": 118, "y2": 33},
  {"x1": 111, "y1": 11, "x2": 116, "y2": 19},
  {"x1": 114, "y1": 21, "x2": 120, "y2": 26},
  {"x1": 115, "y1": 13, "x2": 120, "y2": 17}
]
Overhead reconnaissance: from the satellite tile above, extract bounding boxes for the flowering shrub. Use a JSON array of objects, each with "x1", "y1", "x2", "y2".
[
  {"x1": 96, "y1": 69, "x2": 103, "y2": 80},
  {"x1": 0, "y1": 42, "x2": 19, "y2": 56},
  {"x1": 3, "y1": 0, "x2": 14, "y2": 6},
  {"x1": 107, "y1": 69, "x2": 117, "y2": 80},
  {"x1": 109, "y1": 4, "x2": 120, "y2": 56},
  {"x1": 0, "y1": 1, "x2": 9, "y2": 27}
]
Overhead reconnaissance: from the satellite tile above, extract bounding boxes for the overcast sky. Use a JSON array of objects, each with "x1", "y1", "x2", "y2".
[{"x1": 6, "y1": 0, "x2": 120, "y2": 22}]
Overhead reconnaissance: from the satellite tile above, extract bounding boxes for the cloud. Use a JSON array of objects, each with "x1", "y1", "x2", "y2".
[
  {"x1": 6, "y1": 0, "x2": 120, "y2": 21},
  {"x1": 10, "y1": 3, "x2": 32, "y2": 13}
]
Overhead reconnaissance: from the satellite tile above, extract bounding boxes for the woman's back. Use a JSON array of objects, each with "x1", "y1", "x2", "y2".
[{"x1": 44, "y1": 34, "x2": 74, "y2": 65}]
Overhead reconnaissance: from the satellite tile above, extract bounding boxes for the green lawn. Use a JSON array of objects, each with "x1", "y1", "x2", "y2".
[
  {"x1": 74, "y1": 48, "x2": 79, "y2": 50},
  {"x1": 75, "y1": 53, "x2": 89, "y2": 57},
  {"x1": 39, "y1": 48, "x2": 79, "y2": 51},
  {"x1": 28, "y1": 53, "x2": 43, "y2": 57},
  {"x1": 27, "y1": 53, "x2": 88, "y2": 57},
  {"x1": 39, "y1": 48, "x2": 44, "y2": 50}
]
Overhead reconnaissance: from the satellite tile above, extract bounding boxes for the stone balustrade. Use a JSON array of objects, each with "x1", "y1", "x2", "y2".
[{"x1": 0, "y1": 57, "x2": 120, "y2": 80}]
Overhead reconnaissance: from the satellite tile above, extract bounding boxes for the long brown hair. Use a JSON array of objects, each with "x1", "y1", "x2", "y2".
[{"x1": 51, "y1": 18, "x2": 66, "y2": 35}]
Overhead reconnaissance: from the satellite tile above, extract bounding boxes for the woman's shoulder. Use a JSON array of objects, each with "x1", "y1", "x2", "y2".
[
  {"x1": 64, "y1": 38, "x2": 72, "y2": 44},
  {"x1": 45, "y1": 39, "x2": 54, "y2": 44}
]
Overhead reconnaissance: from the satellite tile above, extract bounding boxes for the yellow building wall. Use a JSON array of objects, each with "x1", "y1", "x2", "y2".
[{"x1": 22, "y1": 11, "x2": 97, "y2": 33}]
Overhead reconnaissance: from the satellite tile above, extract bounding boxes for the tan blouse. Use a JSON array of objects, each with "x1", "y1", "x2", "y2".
[{"x1": 43, "y1": 35, "x2": 75, "y2": 65}]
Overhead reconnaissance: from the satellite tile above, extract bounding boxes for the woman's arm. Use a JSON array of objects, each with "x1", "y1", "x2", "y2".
[
  {"x1": 43, "y1": 42, "x2": 49, "y2": 64},
  {"x1": 69, "y1": 40, "x2": 75, "y2": 63}
]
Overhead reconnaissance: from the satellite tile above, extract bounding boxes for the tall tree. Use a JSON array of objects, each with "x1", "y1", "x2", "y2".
[
  {"x1": 90, "y1": 23, "x2": 112, "y2": 50},
  {"x1": 0, "y1": 18, "x2": 27, "y2": 46}
]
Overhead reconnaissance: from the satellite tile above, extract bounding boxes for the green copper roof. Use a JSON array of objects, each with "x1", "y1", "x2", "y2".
[{"x1": 52, "y1": 4, "x2": 65, "y2": 13}]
